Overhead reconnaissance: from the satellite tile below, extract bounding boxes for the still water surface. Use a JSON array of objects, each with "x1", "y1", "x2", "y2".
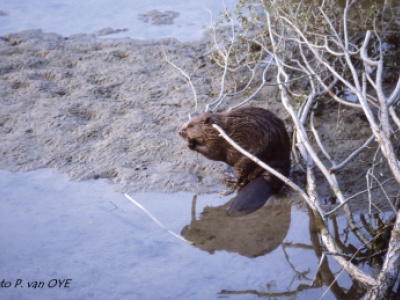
[
  {"x1": 0, "y1": 0, "x2": 235, "y2": 41},
  {"x1": 0, "y1": 169, "x2": 373, "y2": 299}
]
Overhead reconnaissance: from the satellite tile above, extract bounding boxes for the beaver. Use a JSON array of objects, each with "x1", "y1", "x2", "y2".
[{"x1": 179, "y1": 106, "x2": 291, "y2": 216}]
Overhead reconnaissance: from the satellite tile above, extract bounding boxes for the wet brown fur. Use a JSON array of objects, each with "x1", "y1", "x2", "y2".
[{"x1": 179, "y1": 106, "x2": 291, "y2": 191}]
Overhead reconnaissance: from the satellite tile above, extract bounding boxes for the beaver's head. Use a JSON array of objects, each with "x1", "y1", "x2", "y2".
[{"x1": 179, "y1": 112, "x2": 219, "y2": 151}]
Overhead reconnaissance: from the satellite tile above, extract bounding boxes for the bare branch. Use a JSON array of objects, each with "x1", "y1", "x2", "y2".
[
  {"x1": 163, "y1": 51, "x2": 198, "y2": 118},
  {"x1": 330, "y1": 135, "x2": 376, "y2": 172}
]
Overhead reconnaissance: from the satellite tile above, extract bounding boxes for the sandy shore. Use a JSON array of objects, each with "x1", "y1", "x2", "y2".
[
  {"x1": 0, "y1": 29, "x2": 288, "y2": 194},
  {"x1": 0, "y1": 29, "x2": 243, "y2": 193}
]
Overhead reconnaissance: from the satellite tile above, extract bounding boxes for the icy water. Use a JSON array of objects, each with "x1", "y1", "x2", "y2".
[
  {"x1": 0, "y1": 0, "x2": 235, "y2": 41},
  {"x1": 1, "y1": 169, "x2": 370, "y2": 300}
]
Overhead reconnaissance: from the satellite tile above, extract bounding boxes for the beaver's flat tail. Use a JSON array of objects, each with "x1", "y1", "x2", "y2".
[{"x1": 227, "y1": 177, "x2": 273, "y2": 217}]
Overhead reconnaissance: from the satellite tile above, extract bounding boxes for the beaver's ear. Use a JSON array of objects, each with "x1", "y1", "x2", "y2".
[{"x1": 203, "y1": 116, "x2": 212, "y2": 124}]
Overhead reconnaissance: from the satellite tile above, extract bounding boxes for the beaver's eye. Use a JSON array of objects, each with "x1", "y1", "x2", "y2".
[{"x1": 188, "y1": 124, "x2": 193, "y2": 128}]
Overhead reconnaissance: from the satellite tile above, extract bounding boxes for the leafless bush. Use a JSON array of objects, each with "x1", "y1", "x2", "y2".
[{"x1": 168, "y1": 0, "x2": 400, "y2": 298}]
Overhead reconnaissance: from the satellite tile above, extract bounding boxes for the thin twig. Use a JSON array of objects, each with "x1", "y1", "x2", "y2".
[{"x1": 124, "y1": 193, "x2": 192, "y2": 244}]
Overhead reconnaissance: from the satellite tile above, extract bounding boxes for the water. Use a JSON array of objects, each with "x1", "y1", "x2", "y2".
[
  {"x1": 0, "y1": 0, "x2": 236, "y2": 41},
  {"x1": 0, "y1": 169, "x2": 371, "y2": 299}
]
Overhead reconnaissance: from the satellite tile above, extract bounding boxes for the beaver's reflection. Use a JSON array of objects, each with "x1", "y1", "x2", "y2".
[{"x1": 181, "y1": 195, "x2": 291, "y2": 258}]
